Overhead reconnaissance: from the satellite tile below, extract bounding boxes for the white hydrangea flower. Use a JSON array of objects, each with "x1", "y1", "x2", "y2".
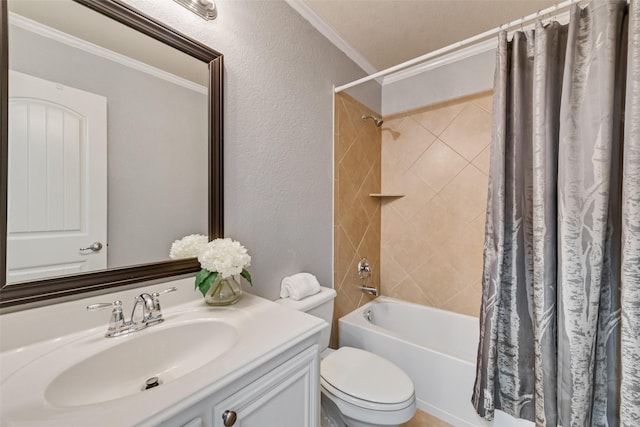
[
  {"x1": 169, "y1": 234, "x2": 209, "y2": 259},
  {"x1": 198, "y1": 238, "x2": 251, "y2": 279}
]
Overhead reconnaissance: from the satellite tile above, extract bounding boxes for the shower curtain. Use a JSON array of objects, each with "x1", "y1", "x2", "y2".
[{"x1": 472, "y1": 0, "x2": 639, "y2": 426}]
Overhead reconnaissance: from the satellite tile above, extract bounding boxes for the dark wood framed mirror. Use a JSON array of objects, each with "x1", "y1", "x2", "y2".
[{"x1": 0, "y1": 0, "x2": 223, "y2": 308}]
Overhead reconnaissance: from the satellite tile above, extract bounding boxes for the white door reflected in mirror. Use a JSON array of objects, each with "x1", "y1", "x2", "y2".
[{"x1": 7, "y1": 71, "x2": 107, "y2": 283}]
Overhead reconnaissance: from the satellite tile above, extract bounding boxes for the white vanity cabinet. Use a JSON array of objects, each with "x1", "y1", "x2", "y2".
[
  {"x1": 1, "y1": 293, "x2": 326, "y2": 427},
  {"x1": 157, "y1": 344, "x2": 320, "y2": 427}
]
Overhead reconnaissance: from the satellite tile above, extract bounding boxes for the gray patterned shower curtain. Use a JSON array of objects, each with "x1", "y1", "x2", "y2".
[{"x1": 472, "y1": 0, "x2": 639, "y2": 426}]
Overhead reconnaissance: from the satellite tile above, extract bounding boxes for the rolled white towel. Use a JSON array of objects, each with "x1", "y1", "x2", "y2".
[{"x1": 280, "y1": 273, "x2": 321, "y2": 301}]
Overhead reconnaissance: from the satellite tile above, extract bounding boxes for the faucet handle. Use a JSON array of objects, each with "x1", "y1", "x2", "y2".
[
  {"x1": 87, "y1": 300, "x2": 123, "y2": 311},
  {"x1": 151, "y1": 286, "x2": 177, "y2": 299},
  {"x1": 151, "y1": 287, "x2": 177, "y2": 313},
  {"x1": 87, "y1": 300, "x2": 128, "y2": 337}
]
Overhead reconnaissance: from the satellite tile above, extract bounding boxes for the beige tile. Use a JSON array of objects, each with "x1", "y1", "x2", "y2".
[
  {"x1": 372, "y1": 157, "x2": 382, "y2": 191},
  {"x1": 392, "y1": 117, "x2": 437, "y2": 169},
  {"x1": 410, "y1": 253, "x2": 472, "y2": 306},
  {"x1": 362, "y1": 127, "x2": 381, "y2": 170},
  {"x1": 343, "y1": 98, "x2": 373, "y2": 134},
  {"x1": 440, "y1": 103, "x2": 492, "y2": 161},
  {"x1": 339, "y1": 135, "x2": 372, "y2": 191},
  {"x1": 335, "y1": 93, "x2": 382, "y2": 321},
  {"x1": 356, "y1": 165, "x2": 381, "y2": 221},
  {"x1": 335, "y1": 285, "x2": 357, "y2": 316},
  {"x1": 371, "y1": 201, "x2": 382, "y2": 237},
  {"x1": 385, "y1": 228, "x2": 436, "y2": 276},
  {"x1": 410, "y1": 196, "x2": 467, "y2": 248},
  {"x1": 341, "y1": 256, "x2": 372, "y2": 307},
  {"x1": 341, "y1": 198, "x2": 369, "y2": 251},
  {"x1": 332, "y1": 286, "x2": 358, "y2": 347},
  {"x1": 444, "y1": 248, "x2": 484, "y2": 291},
  {"x1": 472, "y1": 210, "x2": 487, "y2": 229},
  {"x1": 380, "y1": 247, "x2": 408, "y2": 292},
  {"x1": 385, "y1": 170, "x2": 436, "y2": 221},
  {"x1": 441, "y1": 218, "x2": 485, "y2": 282},
  {"x1": 444, "y1": 222, "x2": 484, "y2": 255},
  {"x1": 386, "y1": 275, "x2": 433, "y2": 306},
  {"x1": 335, "y1": 98, "x2": 357, "y2": 163},
  {"x1": 439, "y1": 164, "x2": 489, "y2": 223},
  {"x1": 441, "y1": 282, "x2": 483, "y2": 318},
  {"x1": 382, "y1": 122, "x2": 403, "y2": 145},
  {"x1": 380, "y1": 204, "x2": 408, "y2": 244},
  {"x1": 414, "y1": 102, "x2": 466, "y2": 137},
  {"x1": 382, "y1": 117, "x2": 405, "y2": 159},
  {"x1": 334, "y1": 226, "x2": 357, "y2": 289},
  {"x1": 381, "y1": 154, "x2": 406, "y2": 194},
  {"x1": 472, "y1": 93, "x2": 494, "y2": 114},
  {"x1": 472, "y1": 144, "x2": 491, "y2": 176},
  {"x1": 403, "y1": 409, "x2": 453, "y2": 427},
  {"x1": 412, "y1": 140, "x2": 468, "y2": 193},
  {"x1": 356, "y1": 224, "x2": 381, "y2": 275},
  {"x1": 335, "y1": 167, "x2": 358, "y2": 224}
]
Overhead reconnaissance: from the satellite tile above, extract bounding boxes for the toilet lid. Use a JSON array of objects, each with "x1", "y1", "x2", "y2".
[{"x1": 320, "y1": 347, "x2": 414, "y2": 405}]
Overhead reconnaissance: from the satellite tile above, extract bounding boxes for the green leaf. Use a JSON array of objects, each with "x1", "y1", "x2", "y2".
[
  {"x1": 196, "y1": 271, "x2": 218, "y2": 297},
  {"x1": 240, "y1": 269, "x2": 252, "y2": 285},
  {"x1": 195, "y1": 269, "x2": 214, "y2": 288}
]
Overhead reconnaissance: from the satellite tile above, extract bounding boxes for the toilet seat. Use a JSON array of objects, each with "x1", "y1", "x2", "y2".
[
  {"x1": 320, "y1": 347, "x2": 415, "y2": 412},
  {"x1": 320, "y1": 378, "x2": 415, "y2": 412}
]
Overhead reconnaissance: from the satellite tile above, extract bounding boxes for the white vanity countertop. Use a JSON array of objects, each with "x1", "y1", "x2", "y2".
[{"x1": 0, "y1": 292, "x2": 326, "y2": 427}]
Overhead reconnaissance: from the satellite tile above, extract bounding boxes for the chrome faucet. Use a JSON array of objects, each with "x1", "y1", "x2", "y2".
[
  {"x1": 87, "y1": 287, "x2": 177, "y2": 337},
  {"x1": 359, "y1": 285, "x2": 378, "y2": 296},
  {"x1": 131, "y1": 293, "x2": 156, "y2": 327},
  {"x1": 356, "y1": 258, "x2": 378, "y2": 296}
]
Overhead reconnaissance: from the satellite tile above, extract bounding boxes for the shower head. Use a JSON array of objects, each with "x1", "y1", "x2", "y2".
[{"x1": 362, "y1": 114, "x2": 383, "y2": 127}]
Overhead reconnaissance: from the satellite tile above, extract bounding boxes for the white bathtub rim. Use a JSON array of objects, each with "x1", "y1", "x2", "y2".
[
  {"x1": 338, "y1": 318, "x2": 476, "y2": 368},
  {"x1": 339, "y1": 297, "x2": 479, "y2": 366},
  {"x1": 357, "y1": 296, "x2": 479, "y2": 322}
]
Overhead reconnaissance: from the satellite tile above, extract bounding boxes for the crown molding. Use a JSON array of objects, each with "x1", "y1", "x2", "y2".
[{"x1": 284, "y1": 0, "x2": 378, "y2": 76}]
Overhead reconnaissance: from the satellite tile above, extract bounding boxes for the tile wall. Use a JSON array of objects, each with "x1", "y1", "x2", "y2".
[
  {"x1": 332, "y1": 93, "x2": 381, "y2": 347},
  {"x1": 380, "y1": 92, "x2": 493, "y2": 317}
]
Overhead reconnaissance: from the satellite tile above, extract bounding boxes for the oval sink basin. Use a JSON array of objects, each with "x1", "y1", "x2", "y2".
[{"x1": 45, "y1": 319, "x2": 237, "y2": 407}]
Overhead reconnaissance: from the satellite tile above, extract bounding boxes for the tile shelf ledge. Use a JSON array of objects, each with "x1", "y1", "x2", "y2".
[{"x1": 369, "y1": 193, "x2": 405, "y2": 198}]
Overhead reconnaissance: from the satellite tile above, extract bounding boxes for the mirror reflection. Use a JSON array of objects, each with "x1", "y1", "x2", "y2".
[{"x1": 6, "y1": 0, "x2": 209, "y2": 284}]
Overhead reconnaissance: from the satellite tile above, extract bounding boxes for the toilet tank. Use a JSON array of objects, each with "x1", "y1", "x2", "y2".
[{"x1": 275, "y1": 286, "x2": 336, "y2": 351}]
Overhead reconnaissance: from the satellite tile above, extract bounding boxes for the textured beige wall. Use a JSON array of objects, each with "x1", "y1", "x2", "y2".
[
  {"x1": 333, "y1": 93, "x2": 381, "y2": 346},
  {"x1": 380, "y1": 92, "x2": 493, "y2": 318}
]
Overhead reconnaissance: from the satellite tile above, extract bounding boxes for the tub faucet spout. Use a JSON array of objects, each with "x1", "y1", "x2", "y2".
[{"x1": 359, "y1": 285, "x2": 378, "y2": 296}]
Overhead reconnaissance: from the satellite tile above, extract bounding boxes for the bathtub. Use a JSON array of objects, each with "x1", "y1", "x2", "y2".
[{"x1": 338, "y1": 297, "x2": 533, "y2": 427}]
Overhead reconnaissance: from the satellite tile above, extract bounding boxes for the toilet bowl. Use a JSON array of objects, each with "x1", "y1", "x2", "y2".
[
  {"x1": 320, "y1": 347, "x2": 416, "y2": 427},
  {"x1": 276, "y1": 287, "x2": 416, "y2": 427}
]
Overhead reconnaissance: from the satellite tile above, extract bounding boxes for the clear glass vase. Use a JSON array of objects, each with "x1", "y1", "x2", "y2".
[{"x1": 204, "y1": 276, "x2": 242, "y2": 306}]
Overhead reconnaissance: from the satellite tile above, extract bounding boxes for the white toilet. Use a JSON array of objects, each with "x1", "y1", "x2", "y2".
[{"x1": 276, "y1": 287, "x2": 416, "y2": 427}]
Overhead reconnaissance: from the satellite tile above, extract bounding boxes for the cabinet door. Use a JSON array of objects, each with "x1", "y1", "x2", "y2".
[{"x1": 213, "y1": 345, "x2": 319, "y2": 427}]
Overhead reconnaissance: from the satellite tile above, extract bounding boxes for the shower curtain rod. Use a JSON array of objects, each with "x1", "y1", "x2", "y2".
[{"x1": 334, "y1": 0, "x2": 581, "y2": 93}]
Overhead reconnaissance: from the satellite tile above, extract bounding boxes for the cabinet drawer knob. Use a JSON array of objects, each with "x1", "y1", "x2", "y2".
[{"x1": 222, "y1": 410, "x2": 237, "y2": 426}]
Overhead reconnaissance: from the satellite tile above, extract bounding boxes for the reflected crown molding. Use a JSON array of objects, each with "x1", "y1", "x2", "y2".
[{"x1": 9, "y1": 12, "x2": 207, "y2": 95}]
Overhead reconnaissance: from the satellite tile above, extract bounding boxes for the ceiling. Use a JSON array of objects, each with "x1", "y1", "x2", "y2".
[{"x1": 298, "y1": 0, "x2": 558, "y2": 72}]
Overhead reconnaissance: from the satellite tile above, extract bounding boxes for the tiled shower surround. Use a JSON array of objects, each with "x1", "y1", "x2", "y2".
[
  {"x1": 380, "y1": 92, "x2": 492, "y2": 317},
  {"x1": 333, "y1": 93, "x2": 381, "y2": 346},
  {"x1": 333, "y1": 91, "x2": 492, "y2": 343}
]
